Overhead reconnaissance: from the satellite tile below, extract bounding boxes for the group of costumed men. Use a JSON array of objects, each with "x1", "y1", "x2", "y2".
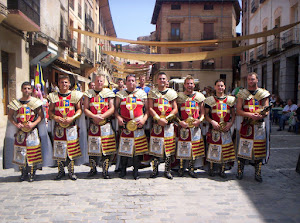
[{"x1": 3, "y1": 71, "x2": 270, "y2": 183}]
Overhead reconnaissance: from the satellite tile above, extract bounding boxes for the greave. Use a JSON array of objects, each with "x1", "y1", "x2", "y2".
[
  {"x1": 67, "y1": 160, "x2": 77, "y2": 180},
  {"x1": 236, "y1": 159, "x2": 244, "y2": 180},
  {"x1": 178, "y1": 159, "x2": 184, "y2": 177},
  {"x1": 87, "y1": 158, "x2": 97, "y2": 177},
  {"x1": 208, "y1": 162, "x2": 215, "y2": 177},
  {"x1": 188, "y1": 160, "x2": 196, "y2": 178},
  {"x1": 54, "y1": 161, "x2": 65, "y2": 180},
  {"x1": 164, "y1": 156, "x2": 173, "y2": 179},
  {"x1": 102, "y1": 158, "x2": 110, "y2": 179},
  {"x1": 29, "y1": 165, "x2": 36, "y2": 182},
  {"x1": 150, "y1": 158, "x2": 159, "y2": 178},
  {"x1": 20, "y1": 166, "x2": 27, "y2": 181},
  {"x1": 119, "y1": 156, "x2": 128, "y2": 178},
  {"x1": 255, "y1": 161, "x2": 263, "y2": 182},
  {"x1": 133, "y1": 156, "x2": 140, "y2": 180},
  {"x1": 219, "y1": 163, "x2": 227, "y2": 179}
]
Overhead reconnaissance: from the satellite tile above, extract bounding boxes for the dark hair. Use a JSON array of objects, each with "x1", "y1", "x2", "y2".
[
  {"x1": 88, "y1": 82, "x2": 94, "y2": 87},
  {"x1": 126, "y1": 74, "x2": 136, "y2": 81},
  {"x1": 214, "y1": 79, "x2": 226, "y2": 85},
  {"x1": 157, "y1": 72, "x2": 167, "y2": 77},
  {"x1": 21, "y1": 82, "x2": 31, "y2": 89},
  {"x1": 117, "y1": 78, "x2": 124, "y2": 82},
  {"x1": 248, "y1": 72, "x2": 258, "y2": 79},
  {"x1": 184, "y1": 75, "x2": 194, "y2": 84},
  {"x1": 58, "y1": 74, "x2": 70, "y2": 82}
]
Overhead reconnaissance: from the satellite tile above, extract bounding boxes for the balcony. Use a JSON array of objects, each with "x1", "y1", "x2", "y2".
[
  {"x1": 0, "y1": 2, "x2": 8, "y2": 23},
  {"x1": 59, "y1": 25, "x2": 71, "y2": 48},
  {"x1": 6, "y1": 0, "x2": 40, "y2": 31},
  {"x1": 71, "y1": 37, "x2": 77, "y2": 52},
  {"x1": 257, "y1": 44, "x2": 266, "y2": 60},
  {"x1": 85, "y1": 14, "x2": 94, "y2": 32},
  {"x1": 168, "y1": 32, "x2": 183, "y2": 41},
  {"x1": 78, "y1": 3, "x2": 82, "y2": 19},
  {"x1": 168, "y1": 62, "x2": 182, "y2": 69},
  {"x1": 201, "y1": 59, "x2": 215, "y2": 70},
  {"x1": 201, "y1": 32, "x2": 217, "y2": 40},
  {"x1": 69, "y1": 0, "x2": 74, "y2": 10},
  {"x1": 268, "y1": 39, "x2": 280, "y2": 55},
  {"x1": 282, "y1": 28, "x2": 300, "y2": 49},
  {"x1": 249, "y1": 51, "x2": 256, "y2": 63},
  {"x1": 251, "y1": 0, "x2": 258, "y2": 13}
]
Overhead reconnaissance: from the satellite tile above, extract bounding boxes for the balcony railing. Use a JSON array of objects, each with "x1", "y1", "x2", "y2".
[
  {"x1": 282, "y1": 28, "x2": 300, "y2": 49},
  {"x1": 168, "y1": 62, "x2": 182, "y2": 69},
  {"x1": 0, "y1": 2, "x2": 8, "y2": 21},
  {"x1": 78, "y1": 3, "x2": 82, "y2": 19},
  {"x1": 71, "y1": 37, "x2": 77, "y2": 52},
  {"x1": 59, "y1": 25, "x2": 71, "y2": 47},
  {"x1": 85, "y1": 14, "x2": 94, "y2": 32},
  {"x1": 168, "y1": 32, "x2": 183, "y2": 41},
  {"x1": 251, "y1": 0, "x2": 258, "y2": 13},
  {"x1": 268, "y1": 39, "x2": 280, "y2": 55},
  {"x1": 69, "y1": 0, "x2": 74, "y2": 10},
  {"x1": 7, "y1": 0, "x2": 40, "y2": 27},
  {"x1": 249, "y1": 51, "x2": 255, "y2": 63},
  {"x1": 257, "y1": 44, "x2": 266, "y2": 59},
  {"x1": 201, "y1": 32, "x2": 217, "y2": 40},
  {"x1": 201, "y1": 59, "x2": 215, "y2": 69}
]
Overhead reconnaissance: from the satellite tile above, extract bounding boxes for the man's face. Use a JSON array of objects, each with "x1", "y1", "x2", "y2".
[
  {"x1": 21, "y1": 85, "x2": 32, "y2": 97},
  {"x1": 139, "y1": 76, "x2": 145, "y2": 85},
  {"x1": 157, "y1": 74, "x2": 167, "y2": 87},
  {"x1": 184, "y1": 79, "x2": 195, "y2": 92},
  {"x1": 247, "y1": 74, "x2": 258, "y2": 88},
  {"x1": 287, "y1": 99, "x2": 292, "y2": 106},
  {"x1": 126, "y1": 76, "x2": 136, "y2": 89},
  {"x1": 95, "y1": 76, "x2": 104, "y2": 89},
  {"x1": 214, "y1": 81, "x2": 225, "y2": 94},
  {"x1": 89, "y1": 82, "x2": 95, "y2": 89},
  {"x1": 58, "y1": 78, "x2": 70, "y2": 91},
  {"x1": 118, "y1": 80, "x2": 124, "y2": 88}
]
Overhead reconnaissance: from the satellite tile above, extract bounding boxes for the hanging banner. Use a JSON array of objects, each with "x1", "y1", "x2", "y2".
[
  {"x1": 70, "y1": 21, "x2": 300, "y2": 47},
  {"x1": 103, "y1": 42, "x2": 265, "y2": 62}
]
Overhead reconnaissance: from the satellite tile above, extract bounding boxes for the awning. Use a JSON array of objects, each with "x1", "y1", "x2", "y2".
[{"x1": 52, "y1": 65, "x2": 90, "y2": 83}]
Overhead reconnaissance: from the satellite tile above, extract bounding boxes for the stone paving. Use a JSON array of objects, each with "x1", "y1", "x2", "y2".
[{"x1": 0, "y1": 125, "x2": 299, "y2": 223}]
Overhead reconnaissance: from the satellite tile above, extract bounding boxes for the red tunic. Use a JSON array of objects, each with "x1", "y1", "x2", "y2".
[
  {"x1": 54, "y1": 94, "x2": 76, "y2": 118},
  {"x1": 120, "y1": 96, "x2": 144, "y2": 122},
  {"x1": 210, "y1": 97, "x2": 231, "y2": 123}
]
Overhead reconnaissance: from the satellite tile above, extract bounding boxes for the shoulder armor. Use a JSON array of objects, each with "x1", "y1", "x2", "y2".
[
  {"x1": 176, "y1": 92, "x2": 187, "y2": 104},
  {"x1": 134, "y1": 89, "x2": 147, "y2": 100},
  {"x1": 100, "y1": 88, "x2": 115, "y2": 98},
  {"x1": 116, "y1": 89, "x2": 128, "y2": 99},
  {"x1": 7, "y1": 99, "x2": 22, "y2": 111},
  {"x1": 70, "y1": 90, "x2": 83, "y2": 104},
  {"x1": 148, "y1": 88, "x2": 160, "y2": 99},
  {"x1": 225, "y1": 95, "x2": 236, "y2": 107},
  {"x1": 236, "y1": 89, "x2": 252, "y2": 100},
  {"x1": 164, "y1": 88, "x2": 178, "y2": 101},
  {"x1": 194, "y1": 92, "x2": 205, "y2": 103},
  {"x1": 48, "y1": 92, "x2": 59, "y2": 104},
  {"x1": 254, "y1": 88, "x2": 270, "y2": 101},
  {"x1": 27, "y1": 97, "x2": 43, "y2": 110},
  {"x1": 84, "y1": 89, "x2": 95, "y2": 98},
  {"x1": 204, "y1": 96, "x2": 217, "y2": 107}
]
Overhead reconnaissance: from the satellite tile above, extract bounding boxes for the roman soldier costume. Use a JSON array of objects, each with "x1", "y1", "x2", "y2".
[
  {"x1": 176, "y1": 91, "x2": 206, "y2": 177},
  {"x1": 84, "y1": 88, "x2": 116, "y2": 179},
  {"x1": 116, "y1": 89, "x2": 148, "y2": 179},
  {"x1": 148, "y1": 88, "x2": 177, "y2": 179},
  {"x1": 236, "y1": 88, "x2": 270, "y2": 182},
  {"x1": 205, "y1": 95, "x2": 236, "y2": 178},
  {"x1": 4, "y1": 97, "x2": 53, "y2": 182},
  {"x1": 48, "y1": 90, "x2": 83, "y2": 180}
]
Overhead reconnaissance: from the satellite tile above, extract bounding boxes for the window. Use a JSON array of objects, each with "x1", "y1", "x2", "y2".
[
  {"x1": 171, "y1": 4, "x2": 181, "y2": 10},
  {"x1": 69, "y1": 0, "x2": 74, "y2": 10},
  {"x1": 202, "y1": 23, "x2": 214, "y2": 40},
  {"x1": 170, "y1": 23, "x2": 181, "y2": 40},
  {"x1": 262, "y1": 65, "x2": 267, "y2": 89},
  {"x1": 168, "y1": 49, "x2": 182, "y2": 69},
  {"x1": 204, "y1": 4, "x2": 213, "y2": 10},
  {"x1": 202, "y1": 59, "x2": 215, "y2": 69}
]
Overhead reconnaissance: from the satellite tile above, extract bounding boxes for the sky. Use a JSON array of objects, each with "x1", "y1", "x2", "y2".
[{"x1": 109, "y1": 0, "x2": 242, "y2": 45}]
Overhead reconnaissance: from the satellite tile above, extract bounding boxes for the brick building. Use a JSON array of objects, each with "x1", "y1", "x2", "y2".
[{"x1": 151, "y1": 0, "x2": 241, "y2": 90}]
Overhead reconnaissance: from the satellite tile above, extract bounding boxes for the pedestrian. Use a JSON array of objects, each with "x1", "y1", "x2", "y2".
[
  {"x1": 137, "y1": 74, "x2": 151, "y2": 94},
  {"x1": 236, "y1": 72, "x2": 270, "y2": 182},
  {"x1": 48, "y1": 74, "x2": 84, "y2": 180},
  {"x1": 83, "y1": 74, "x2": 116, "y2": 179},
  {"x1": 88, "y1": 82, "x2": 95, "y2": 90},
  {"x1": 176, "y1": 75, "x2": 206, "y2": 178},
  {"x1": 148, "y1": 72, "x2": 178, "y2": 179},
  {"x1": 3, "y1": 82, "x2": 52, "y2": 182},
  {"x1": 114, "y1": 74, "x2": 149, "y2": 180},
  {"x1": 205, "y1": 79, "x2": 236, "y2": 178},
  {"x1": 113, "y1": 78, "x2": 125, "y2": 94},
  {"x1": 277, "y1": 99, "x2": 298, "y2": 131}
]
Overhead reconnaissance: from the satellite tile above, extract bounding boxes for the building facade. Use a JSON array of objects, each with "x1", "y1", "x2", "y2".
[
  {"x1": 151, "y1": 0, "x2": 241, "y2": 90},
  {"x1": 241, "y1": 0, "x2": 300, "y2": 103}
]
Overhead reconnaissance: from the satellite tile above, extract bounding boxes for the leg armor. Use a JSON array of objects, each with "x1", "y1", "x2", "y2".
[
  {"x1": 236, "y1": 159, "x2": 245, "y2": 180},
  {"x1": 133, "y1": 156, "x2": 140, "y2": 180},
  {"x1": 28, "y1": 165, "x2": 36, "y2": 182},
  {"x1": 87, "y1": 157, "x2": 97, "y2": 177},
  {"x1": 255, "y1": 160, "x2": 263, "y2": 182},
  {"x1": 150, "y1": 157, "x2": 159, "y2": 178},
  {"x1": 102, "y1": 157, "x2": 110, "y2": 179},
  {"x1": 178, "y1": 159, "x2": 184, "y2": 177},
  {"x1": 20, "y1": 166, "x2": 27, "y2": 181},
  {"x1": 208, "y1": 162, "x2": 215, "y2": 177},
  {"x1": 67, "y1": 160, "x2": 77, "y2": 180},
  {"x1": 119, "y1": 156, "x2": 128, "y2": 178},
  {"x1": 164, "y1": 156, "x2": 173, "y2": 180},
  {"x1": 188, "y1": 160, "x2": 196, "y2": 178},
  {"x1": 219, "y1": 163, "x2": 227, "y2": 179},
  {"x1": 54, "y1": 161, "x2": 65, "y2": 180}
]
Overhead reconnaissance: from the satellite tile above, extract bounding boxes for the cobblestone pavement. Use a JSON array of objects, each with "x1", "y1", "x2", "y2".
[{"x1": 0, "y1": 125, "x2": 299, "y2": 223}]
